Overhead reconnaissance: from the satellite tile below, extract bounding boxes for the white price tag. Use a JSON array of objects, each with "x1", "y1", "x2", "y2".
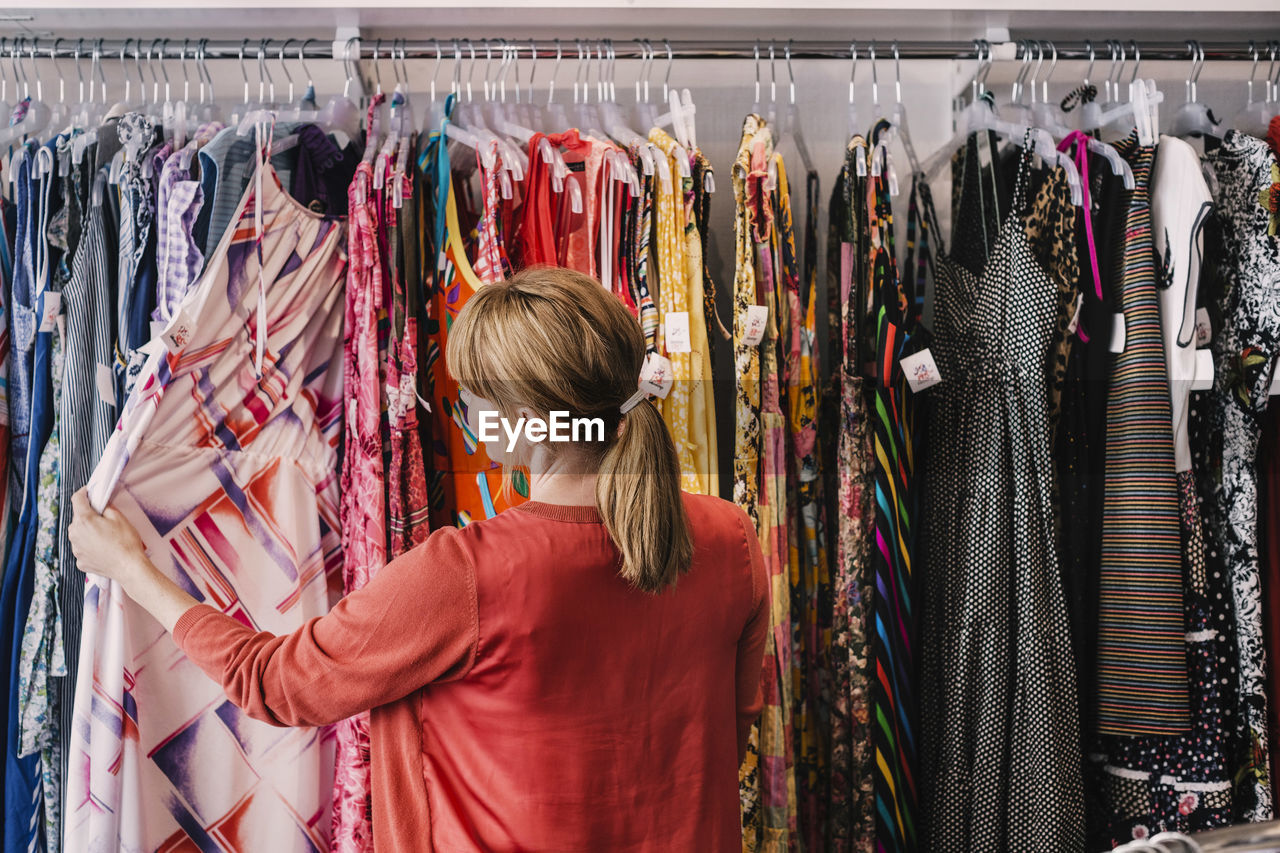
[
  {"x1": 1193, "y1": 349, "x2": 1215, "y2": 392},
  {"x1": 95, "y1": 362, "x2": 117, "y2": 407},
  {"x1": 1110, "y1": 312, "x2": 1126, "y2": 354},
  {"x1": 901, "y1": 348, "x2": 943, "y2": 393},
  {"x1": 1271, "y1": 370, "x2": 1280, "y2": 397},
  {"x1": 742, "y1": 305, "x2": 769, "y2": 346},
  {"x1": 638, "y1": 353, "x2": 675, "y2": 399},
  {"x1": 664, "y1": 311, "x2": 691, "y2": 354},
  {"x1": 1195, "y1": 308, "x2": 1212, "y2": 347},
  {"x1": 38, "y1": 292, "x2": 61, "y2": 333},
  {"x1": 161, "y1": 308, "x2": 196, "y2": 354},
  {"x1": 1066, "y1": 293, "x2": 1084, "y2": 336}
]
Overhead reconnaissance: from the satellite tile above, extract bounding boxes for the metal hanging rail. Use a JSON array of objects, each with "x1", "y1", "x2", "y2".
[{"x1": 9, "y1": 37, "x2": 1276, "y2": 63}]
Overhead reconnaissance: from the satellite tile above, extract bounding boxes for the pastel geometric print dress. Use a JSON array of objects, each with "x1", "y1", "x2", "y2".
[{"x1": 65, "y1": 154, "x2": 346, "y2": 852}]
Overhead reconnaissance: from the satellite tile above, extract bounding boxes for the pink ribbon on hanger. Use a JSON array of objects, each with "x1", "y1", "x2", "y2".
[{"x1": 1057, "y1": 130, "x2": 1103, "y2": 304}]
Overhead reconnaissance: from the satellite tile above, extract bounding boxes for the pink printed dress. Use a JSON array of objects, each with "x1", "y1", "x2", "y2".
[{"x1": 67, "y1": 151, "x2": 347, "y2": 852}]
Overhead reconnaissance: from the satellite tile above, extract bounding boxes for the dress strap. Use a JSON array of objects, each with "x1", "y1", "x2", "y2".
[{"x1": 1011, "y1": 128, "x2": 1036, "y2": 216}]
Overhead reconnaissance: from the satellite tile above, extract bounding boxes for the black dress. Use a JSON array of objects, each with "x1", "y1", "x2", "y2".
[{"x1": 919, "y1": 141, "x2": 1086, "y2": 851}]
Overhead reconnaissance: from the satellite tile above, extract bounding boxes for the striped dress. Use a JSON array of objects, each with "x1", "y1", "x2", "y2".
[{"x1": 1095, "y1": 131, "x2": 1191, "y2": 737}]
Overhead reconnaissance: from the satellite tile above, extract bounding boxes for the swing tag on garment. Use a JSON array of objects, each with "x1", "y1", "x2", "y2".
[
  {"x1": 664, "y1": 312, "x2": 692, "y2": 354},
  {"x1": 38, "y1": 292, "x2": 61, "y2": 333},
  {"x1": 1193, "y1": 350, "x2": 1216, "y2": 392},
  {"x1": 742, "y1": 305, "x2": 769, "y2": 346},
  {"x1": 1110, "y1": 313, "x2": 1126, "y2": 354},
  {"x1": 1066, "y1": 293, "x2": 1084, "y2": 336},
  {"x1": 638, "y1": 353, "x2": 675, "y2": 399},
  {"x1": 95, "y1": 363, "x2": 117, "y2": 408},
  {"x1": 1195, "y1": 308, "x2": 1212, "y2": 347},
  {"x1": 901, "y1": 348, "x2": 943, "y2": 393},
  {"x1": 161, "y1": 308, "x2": 197, "y2": 354},
  {"x1": 1271, "y1": 369, "x2": 1280, "y2": 397}
]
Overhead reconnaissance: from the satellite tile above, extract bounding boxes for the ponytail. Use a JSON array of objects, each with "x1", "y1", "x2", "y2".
[
  {"x1": 449, "y1": 265, "x2": 695, "y2": 594},
  {"x1": 596, "y1": 397, "x2": 694, "y2": 593}
]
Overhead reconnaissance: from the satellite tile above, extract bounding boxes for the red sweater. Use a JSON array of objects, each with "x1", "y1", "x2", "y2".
[{"x1": 174, "y1": 493, "x2": 768, "y2": 851}]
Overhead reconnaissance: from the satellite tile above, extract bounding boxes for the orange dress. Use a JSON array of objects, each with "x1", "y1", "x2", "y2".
[{"x1": 427, "y1": 131, "x2": 527, "y2": 528}]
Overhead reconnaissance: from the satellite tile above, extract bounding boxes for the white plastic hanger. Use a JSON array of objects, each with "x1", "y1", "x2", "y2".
[
  {"x1": 1170, "y1": 41, "x2": 1221, "y2": 139},
  {"x1": 782, "y1": 41, "x2": 816, "y2": 176},
  {"x1": 1232, "y1": 41, "x2": 1271, "y2": 137},
  {"x1": 845, "y1": 41, "x2": 868, "y2": 176},
  {"x1": 316, "y1": 37, "x2": 361, "y2": 148},
  {"x1": 1032, "y1": 41, "x2": 1135, "y2": 190}
]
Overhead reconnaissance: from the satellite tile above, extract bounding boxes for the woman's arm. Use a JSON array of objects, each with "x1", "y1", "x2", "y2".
[{"x1": 68, "y1": 489, "x2": 479, "y2": 727}]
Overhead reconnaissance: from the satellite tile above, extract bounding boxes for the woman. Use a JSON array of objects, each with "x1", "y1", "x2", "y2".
[{"x1": 69, "y1": 267, "x2": 768, "y2": 852}]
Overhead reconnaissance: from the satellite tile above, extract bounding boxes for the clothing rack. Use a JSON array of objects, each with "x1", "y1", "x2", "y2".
[{"x1": 14, "y1": 37, "x2": 1276, "y2": 63}]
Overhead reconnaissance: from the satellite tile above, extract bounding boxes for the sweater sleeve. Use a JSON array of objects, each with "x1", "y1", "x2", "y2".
[
  {"x1": 173, "y1": 526, "x2": 478, "y2": 728},
  {"x1": 734, "y1": 507, "x2": 769, "y2": 764}
]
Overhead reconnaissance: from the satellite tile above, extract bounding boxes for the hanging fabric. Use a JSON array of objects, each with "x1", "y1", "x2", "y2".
[{"x1": 65, "y1": 127, "x2": 347, "y2": 852}]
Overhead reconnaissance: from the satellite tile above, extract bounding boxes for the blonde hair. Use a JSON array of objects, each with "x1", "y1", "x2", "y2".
[{"x1": 446, "y1": 267, "x2": 694, "y2": 593}]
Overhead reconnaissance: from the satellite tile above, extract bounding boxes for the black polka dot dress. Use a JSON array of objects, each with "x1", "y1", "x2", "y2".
[{"x1": 919, "y1": 145, "x2": 1087, "y2": 852}]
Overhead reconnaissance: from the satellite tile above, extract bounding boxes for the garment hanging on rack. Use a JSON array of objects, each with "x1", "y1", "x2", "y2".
[
  {"x1": 827, "y1": 136, "x2": 876, "y2": 853},
  {"x1": 1092, "y1": 133, "x2": 1236, "y2": 844},
  {"x1": 425, "y1": 104, "x2": 527, "y2": 530},
  {"x1": 866, "y1": 117, "x2": 922, "y2": 853},
  {"x1": 789, "y1": 166, "x2": 828, "y2": 853},
  {"x1": 1195, "y1": 128, "x2": 1280, "y2": 823},
  {"x1": 650, "y1": 128, "x2": 718, "y2": 496},
  {"x1": 65, "y1": 144, "x2": 347, "y2": 853},
  {"x1": 1097, "y1": 130, "x2": 1192, "y2": 738},
  {"x1": 919, "y1": 135, "x2": 1086, "y2": 852},
  {"x1": 332, "y1": 153, "x2": 389, "y2": 853},
  {"x1": 3, "y1": 136, "x2": 62, "y2": 853}
]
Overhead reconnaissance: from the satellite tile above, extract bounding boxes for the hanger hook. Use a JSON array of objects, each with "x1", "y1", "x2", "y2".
[
  {"x1": 464, "y1": 38, "x2": 477, "y2": 102},
  {"x1": 526, "y1": 39, "x2": 538, "y2": 106},
  {"x1": 200, "y1": 38, "x2": 214, "y2": 103},
  {"x1": 259, "y1": 38, "x2": 274, "y2": 104},
  {"x1": 430, "y1": 38, "x2": 441, "y2": 102},
  {"x1": 278, "y1": 38, "x2": 295, "y2": 103},
  {"x1": 158, "y1": 38, "x2": 172, "y2": 103},
  {"x1": 239, "y1": 38, "x2": 251, "y2": 104},
  {"x1": 1041, "y1": 40, "x2": 1057, "y2": 103},
  {"x1": 28, "y1": 37, "x2": 41, "y2": 103},
  {"x1": 978, "y1": 39, "x2": 994, "y2": 95},
  {"x1": 342, "y1": 37, "x2": 359, "y2": 100},
  {"x1": 785, "y1": 40, "x2": 797, "y2": 106},
  {"x1": 892, "y1": 40, "x2": 903, "y2": 106},
  {"x1": 299, "y1": 38, "x2": 316, "y2": 89},
  {"x1": 633, "y1": 38, "x2": 645, "y2": 102},
  {"x1": 1028, "y1": 41, "x2": 1044, "y2": 104},
  {"x1": 747, "y1": 41, "x2": 757, "y2": 105},
  {"x1": 179, "y1": 38, "x2": 193, "y2": 103},
  {"x1": 869, "y1": 40, "x2": 878, "y2": 107},
  {"x1": 1127, "y1": 40, "x2": 1141, "y2": 88},
  {"x1": 373, "y1": 38, "x2": 384, "y2": 97},
  {"x1": 548, "y1": 38, "x2": 561, "y2": 106},
  {"x1": 662, "y1": 39, "x2": 673, "y2": 104},
  {"x1": 95, "y1": 38, "x2": 107, "y2": 104},
  {"x1": 50, "y1": 38, "x2": 67, "y2": 104},
  {"x1": 849, "y1": 41, "x2": 858, "y2": 105}
]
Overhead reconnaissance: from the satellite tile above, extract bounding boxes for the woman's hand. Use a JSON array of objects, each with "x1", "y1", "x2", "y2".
[
  {"x1": 68, "y1": 488, "x2": 199, "y2": 634},
  {"x1": 68, "y1": 488, "x2": 151, "y2": 585}
]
